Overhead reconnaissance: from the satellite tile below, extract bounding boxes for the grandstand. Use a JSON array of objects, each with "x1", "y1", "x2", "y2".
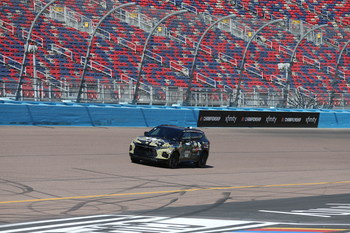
[{"x1": 0, "y1": 0, "x2": 349, "y2": 108}]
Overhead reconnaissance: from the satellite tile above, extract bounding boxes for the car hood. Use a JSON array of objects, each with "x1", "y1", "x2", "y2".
[{"x1": 133, "y1": 136, "x2": 176, "y2": 147}]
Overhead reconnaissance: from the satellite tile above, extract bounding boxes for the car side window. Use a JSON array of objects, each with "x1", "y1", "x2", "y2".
[
  {"x1": 182, "y1": 132, "x2": 191, "y2": 141},
  {"x1": 148, "y1": 127, "x2": 160, "y2": 136},
  {"x1": 191, "y1": 132, "x2": 202, "y2": 141}
]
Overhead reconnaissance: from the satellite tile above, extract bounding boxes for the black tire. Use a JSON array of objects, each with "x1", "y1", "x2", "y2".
[
  {"x1": 196, "y1": 151, "x2": 208, "y2": 168},
  {"x1": 168, "y1": 152, "x2": 179, "y2": 169}
]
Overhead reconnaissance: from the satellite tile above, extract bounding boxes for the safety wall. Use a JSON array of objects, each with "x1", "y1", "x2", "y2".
[{"x1": 0, "y1": 100, "x2": 349, "y2": 128}]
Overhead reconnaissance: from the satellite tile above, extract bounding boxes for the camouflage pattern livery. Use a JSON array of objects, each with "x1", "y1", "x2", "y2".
[
  {"x1": 130, "y1": 136, "x2": 177, "y2": 160},
  {"x1": 129, "y1": 125, "x2": 210, "y2": 168}
]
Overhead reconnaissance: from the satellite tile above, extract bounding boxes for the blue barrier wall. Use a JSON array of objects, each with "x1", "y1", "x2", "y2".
[
  {"x1": 0, "y1": 100, "x2": 349, "y2": 128},
  {"x1": 318, "y1": 110, "x2": 350, "y2": 128}
]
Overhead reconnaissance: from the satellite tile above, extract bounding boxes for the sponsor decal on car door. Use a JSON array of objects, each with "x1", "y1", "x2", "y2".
[{"x1": 181, "y1": 132, "x2": 192, "y2": 159}]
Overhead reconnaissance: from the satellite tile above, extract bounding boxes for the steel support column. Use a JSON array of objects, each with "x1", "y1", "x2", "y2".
[
  {"x1": 76, "y1": 2, "x2": 136, "y2": 103},
  {"x1": 132, "y1": 10, "x2": 187, "y2": 105},
  {"x1": 15, "y1": 0, "x2": 58, "y2": 101},
  {"x1": 183, "y1": 14, "x2": 236, "y2": 106},
  {"x1": 230, "y1": 19, "x2": 284, "y2": 107},
  {"x1": 283, "y1": 24, "x2": 327, "y2": 108},
  {"x1": 329, "y1": 40, "x2": 350, "y2": 108}
]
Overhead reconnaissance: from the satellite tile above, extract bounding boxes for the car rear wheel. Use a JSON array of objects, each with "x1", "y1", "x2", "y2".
[
  {"x1": 196, "y1": 151, "x2": 208, "y2": 168},
  {"x1": 168, "y1": 152, "x2": 179, "y2": 169}
]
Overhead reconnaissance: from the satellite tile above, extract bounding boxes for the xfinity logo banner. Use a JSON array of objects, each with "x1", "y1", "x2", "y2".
[{"x1": 198, "y1": 110, "x2": 319, "y2": 128}]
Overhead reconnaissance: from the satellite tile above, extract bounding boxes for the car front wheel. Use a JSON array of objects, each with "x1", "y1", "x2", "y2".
[
  {"x1": 168, "y1": 152, "x2": 179, "y2": 169},
  {"x1": 130, "y1": 157, "x2": 140, "y2": 164}
]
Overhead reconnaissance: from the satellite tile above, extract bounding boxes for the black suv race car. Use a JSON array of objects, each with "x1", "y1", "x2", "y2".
[{"x1": 129, "y1": 125, "x2": 210, "y2": 168}]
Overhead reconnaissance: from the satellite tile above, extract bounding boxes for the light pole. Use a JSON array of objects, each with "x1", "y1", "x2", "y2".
[
  {"x1": 283, "y1": 24, "x2": 327, "y2": 108},
  {"x1": 329, "y1": 39, "x2": 350, "y2": 108},
  {"x1": 16, "y1": 0, "x2": 58, "y2": 101},
  {"x1": 183, "y1": 14, "x2": 237, "y2": 106},
  {"x1": 76, "y1": 2, "x2": 136, "y2": 103},
  {"x1": 132, "y1": 10, "x2": 187, "y2": 105},
  {"x1": 231, "y1": 18, "x2": 284, "y2": 107},
  {"x1": 28, "y1": 44, "x2": 39, "y2": 101}
]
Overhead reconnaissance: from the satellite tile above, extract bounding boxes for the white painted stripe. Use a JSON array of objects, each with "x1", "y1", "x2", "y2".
[
  {"x1": 189, "y1": 222, "x2": 275, "y2": 233},
  {"x1": 0, "y1": 214, "x2": 114, "y2": 228},
  {"x1": 0, "y1": 215, "x2": 137, "y2": 233},
  {"x1": 0, "y1": 215, "x2": 273, "y2": 233},
  {"x1": 259, "y1": 210, "x2": 330, "y2": 218}
]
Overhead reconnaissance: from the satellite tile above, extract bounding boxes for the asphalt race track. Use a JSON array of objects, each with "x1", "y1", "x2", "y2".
[{"x1": 1, "y1": 126, "x2": 350, "y2": 232}]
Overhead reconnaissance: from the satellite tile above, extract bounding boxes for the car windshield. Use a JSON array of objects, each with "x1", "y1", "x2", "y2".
[{"x1": 146, "y1": 127, "x2": 182, "y2": 141}]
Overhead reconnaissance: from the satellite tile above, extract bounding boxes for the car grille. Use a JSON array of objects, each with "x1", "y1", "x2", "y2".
[{"x1": 134, "y1": 143, "x2": 157, "y2": 158}]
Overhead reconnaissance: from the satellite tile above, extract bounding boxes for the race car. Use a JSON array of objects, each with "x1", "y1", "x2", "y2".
[{"x1": 129, "y1": 125, "x2": 210, "y2": 168}]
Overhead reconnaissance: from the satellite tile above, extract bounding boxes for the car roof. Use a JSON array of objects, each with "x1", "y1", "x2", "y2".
[{"x1": 157, "y1": 125, "x2": 203, "y2": 133}]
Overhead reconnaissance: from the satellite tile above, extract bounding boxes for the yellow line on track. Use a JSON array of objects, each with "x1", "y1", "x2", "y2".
[{"x1": 1, "y1": 180, "x2": 350, "y2": 205}]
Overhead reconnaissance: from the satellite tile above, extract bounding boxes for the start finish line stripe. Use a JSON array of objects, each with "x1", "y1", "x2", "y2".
[
  {"x1": 1, "y1": 180, "x2": 350, "y2": 205},
  {"x1": 234, "y1": 228, "x2": 349, "y2": 233}
]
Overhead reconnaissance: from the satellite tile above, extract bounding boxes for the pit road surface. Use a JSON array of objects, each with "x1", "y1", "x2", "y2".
[{"x1": 1, "y1": 126, "x2": 350, "y2": 231}]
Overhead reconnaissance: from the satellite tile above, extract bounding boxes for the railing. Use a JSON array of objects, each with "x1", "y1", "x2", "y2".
[
  {"x1": 170, "y1": 61, "x2": 189, "y2": 76},
  {"x1": 80, "y1": 56, "x2": 113, "y2": 78},
  {"x1": 170, "y1": 0, "x2": 198, "y2": 15},
  {"x1": 36, "y1": 70, "x2": 67, "y2": 91},
  {"x1": 49, "y1": 5, "x2": 65, "y2": 21},
  {"x1": 47, "y1": 4, "x2": 94, "y2": 33},
  {"x1": 181, "y1": 2, "x2": 198, "y2": 15},
  {"x1": 244, "y1": 64, "x2": 264, "y2": 79},
  {"x1": 95, "y1": 27, "x2": 111, "y2": 41},
  {"x1": 326, "y1": 66, "x2": 346, "y2": 80},
  {"x1": 219, "y1": 53, "x2": 238, "y2": 67},
  {"x1": 33, "y1": 0, "x2": 46, "y2": 13},
  {"x1": 201, "y1": 13, "x2": 219, "y2": 25},
  {"x1": 51, "y1": 44, "x2": 73, "y2": 60},
  {"x1": 278, "y1": 45, "x2": 293, "y2": 56},
  {"x1": 119, "y1": 73, "x2": 154, "y2": 103},
  {"x1": 90, "y1": 0, "x2": 107, "y2": 9},
  {"x1": 2, "y1": 79, "x2": 350, "y2": 109},
  {"x1": 257, "y1": 37, "x2": 273, "y2": 49},
  {"x1": 145, "y1": 50, "x2": 163, "y2": 65},
  {"x1": 291, "y1": 0, "x2": 350, "y2": 27},
  {"x1": 114, "y1": 9, "x2": 168, "y2": 36},
  {"x1": 0, "y1": 53, "x2": 24, "y2": 72},
  {"x1": 196, "y1": 73, "x2": 216, "y2": 87},
  {"x1": 270, "y1": 75, "x2": 286, "y2": 87},
  {"x1": 0, "y1": 20, "x2": 15, "y2": 35},
  {"x1": 302, "y1": 56, "x2": 320, "y2": 70},
  {"x1": 120, "y1": 73, "x2": 136, "y2": 83},
  {"x1": 168, "y1": 31, "x2": 188, "y2": 45},
  {"x1": 22, "y1": 30, "x2": 44, "y2": 47},
  {"x1": 192, "y1": 41, "x2": 212, "y2": 55},
  {"x1": 118, "y1": 38, "x2": 137, "y2": 52}
]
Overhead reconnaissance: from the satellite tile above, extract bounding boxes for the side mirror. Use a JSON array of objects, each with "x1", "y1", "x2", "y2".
[{"x1": 144, "y1": 131, "x2": 149, "y2": 136}]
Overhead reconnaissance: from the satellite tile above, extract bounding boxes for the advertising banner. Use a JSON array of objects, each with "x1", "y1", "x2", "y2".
[{"x1": 198, "y1": 110, "x2": 319, "y2": 128}]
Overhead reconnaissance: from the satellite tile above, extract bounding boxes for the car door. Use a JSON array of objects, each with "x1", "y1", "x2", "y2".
[
  {"x1": 189, "y1": 132, "x2": 202, "y2": 160},
  {"x1": 180, "y1": 132, "x2": 192, "y2": 160}
]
